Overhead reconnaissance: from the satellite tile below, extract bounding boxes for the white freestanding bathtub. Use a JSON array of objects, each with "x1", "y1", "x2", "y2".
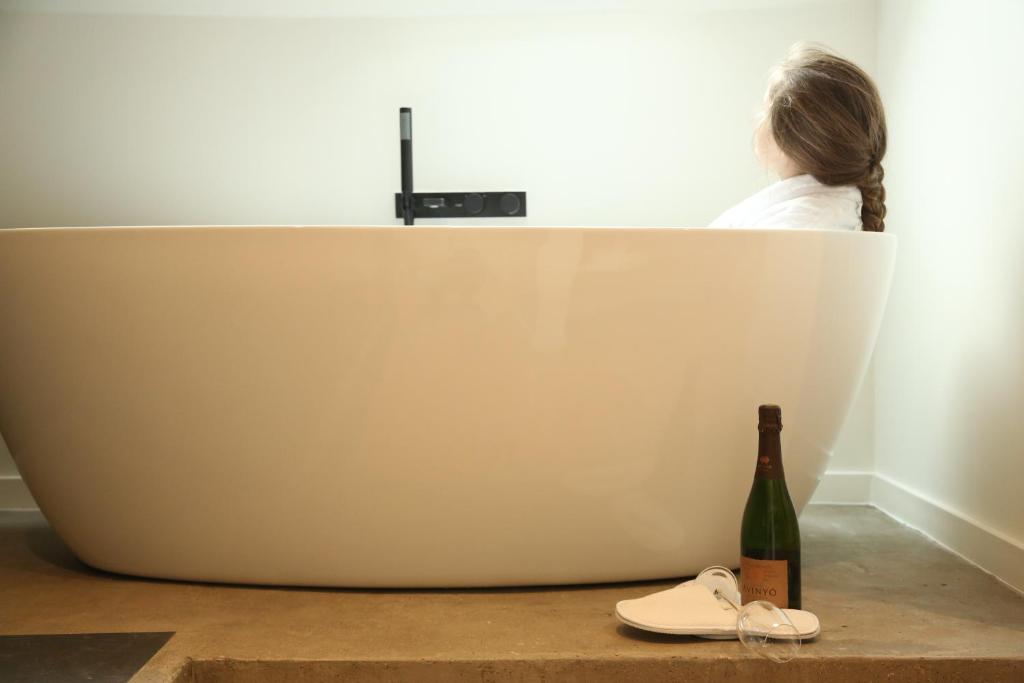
[{"x1": 0, "y1": 226, "x2": 895, "y2": 587}]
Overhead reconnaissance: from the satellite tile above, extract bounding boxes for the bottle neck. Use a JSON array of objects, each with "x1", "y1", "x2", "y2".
[{"x1": 755, "y1": 428, "x2": 784, "y2": 480}]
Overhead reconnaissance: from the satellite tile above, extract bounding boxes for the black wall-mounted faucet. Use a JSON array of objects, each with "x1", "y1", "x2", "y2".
[
  {"x1": 395, "y1": 107, "x2": 526, "y2": 225},
  {"x1": 399, "y1": 107, "x2": 414, "y2": 226}
]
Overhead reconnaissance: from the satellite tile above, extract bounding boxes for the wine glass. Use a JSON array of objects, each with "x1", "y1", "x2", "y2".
[{"x1": 695, "y1": 566, "x2": 802, "y2": 663}]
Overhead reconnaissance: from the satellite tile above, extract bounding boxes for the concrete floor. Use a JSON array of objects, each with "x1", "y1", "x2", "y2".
[{"x1": 1, "y1": 505, "x2": 1022, "y2": 682}]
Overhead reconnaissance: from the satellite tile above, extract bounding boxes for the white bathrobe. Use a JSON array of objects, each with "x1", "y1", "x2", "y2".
[{"x1": 709, "y1": 174, "x2": 863, "y2": 230}]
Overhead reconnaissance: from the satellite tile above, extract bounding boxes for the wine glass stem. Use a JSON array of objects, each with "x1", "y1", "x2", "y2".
[{"x1": 714, "y1": 589, "x2": 742, "y2": 612}]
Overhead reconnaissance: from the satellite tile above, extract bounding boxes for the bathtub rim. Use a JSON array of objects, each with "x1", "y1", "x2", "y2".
[{"x1": 0, "y1": 224, "x2": 899, "y2": 250}]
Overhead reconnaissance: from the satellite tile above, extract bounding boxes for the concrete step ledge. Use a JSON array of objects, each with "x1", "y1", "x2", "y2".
[{"x1": 177, "y1": 656, "x2": 1024, "y2": 683}]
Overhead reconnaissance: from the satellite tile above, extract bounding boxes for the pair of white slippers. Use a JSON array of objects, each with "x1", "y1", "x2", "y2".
[{"x1": 615, "y1": 567, "x2": 820, "y2": 640}]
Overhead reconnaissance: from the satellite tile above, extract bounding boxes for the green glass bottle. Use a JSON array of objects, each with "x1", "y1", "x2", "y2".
[{"x1": 740, "y1": 404, "x2": 801, "y2": 610}]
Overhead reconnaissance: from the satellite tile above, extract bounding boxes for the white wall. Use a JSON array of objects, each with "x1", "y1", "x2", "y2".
[
  {"x1": 871, "y1": 0, "x2": 1024, "y2": 584},
  {"x1": 0, "y1": 3, "x2": 879, "y2": 229},
  {"x1": 0, "y1": 1, "x2": 880, "y2": 502}
]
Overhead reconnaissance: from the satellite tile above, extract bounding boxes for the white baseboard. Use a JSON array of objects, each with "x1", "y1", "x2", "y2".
[
  {"x1": 869, "y1": 472, "x2": 1024, "y2": 595},
  {"x1": 0, "y1": 474, "x2": 37, "y2": 510},
  {"x1": 810, "y1": 470, "x2": 1024, "y2": 595}
]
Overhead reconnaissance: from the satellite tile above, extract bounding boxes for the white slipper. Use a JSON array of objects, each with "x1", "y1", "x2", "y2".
[{"x1": 615, "y1": 581, "x2": 821, "y2": 640}]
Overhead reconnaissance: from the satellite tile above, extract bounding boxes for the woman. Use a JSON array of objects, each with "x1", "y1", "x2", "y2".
[{"x1": 710, "y1": 44, "x2": 887, "y2": 232}]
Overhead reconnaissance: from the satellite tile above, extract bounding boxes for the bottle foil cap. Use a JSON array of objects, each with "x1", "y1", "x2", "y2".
[{"x1": 758, "y1": 404, "x2": 783, "y2": 431}]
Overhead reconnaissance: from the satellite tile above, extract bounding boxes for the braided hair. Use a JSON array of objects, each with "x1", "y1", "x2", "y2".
[{"x1": 767, "y1": 44, "x2": 888, "y2": 231}]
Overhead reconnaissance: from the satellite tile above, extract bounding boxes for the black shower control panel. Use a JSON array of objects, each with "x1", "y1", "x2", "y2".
[{"x1": 394, "y1": 192, "x2": 526, "y2": 219}]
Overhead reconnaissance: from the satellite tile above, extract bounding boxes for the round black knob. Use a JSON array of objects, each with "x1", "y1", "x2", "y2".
[
  {"x1": 464, "y1": 193, "x2": 484, "y2": 215},
  {"x1": 499, "y1": 193, "x2": 521, "y2": 215}
]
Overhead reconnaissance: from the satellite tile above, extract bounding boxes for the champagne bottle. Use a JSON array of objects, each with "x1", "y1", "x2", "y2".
[{"x1": 740, "y1": 404, "x2": 801, "y2": 610}]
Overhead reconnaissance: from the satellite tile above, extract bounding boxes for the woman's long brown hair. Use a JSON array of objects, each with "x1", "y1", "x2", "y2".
[{"x1": 767, "y1": 44, "x2": 888, "y2": 232}]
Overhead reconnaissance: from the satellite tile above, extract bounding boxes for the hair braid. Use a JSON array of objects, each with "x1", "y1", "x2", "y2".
[
  {"x1": 768, "y1": 43, "x2": 888, "y2": 232},
  {"x1": 858, "y1": 162, "x2": 886, "y2": 232}
]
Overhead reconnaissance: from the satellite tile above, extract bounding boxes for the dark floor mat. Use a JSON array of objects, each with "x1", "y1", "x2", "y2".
[{"x1": 0, "y1": 632, "x2": 174, "y2": 682}]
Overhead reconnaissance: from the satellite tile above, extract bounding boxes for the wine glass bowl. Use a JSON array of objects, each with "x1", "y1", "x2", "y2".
[
  {"x1": 695, "y1": 565, "x2": 742, "y2": 607},
  {"x1": 736, "y1": 599, "x2": 802, "y2": 663}
]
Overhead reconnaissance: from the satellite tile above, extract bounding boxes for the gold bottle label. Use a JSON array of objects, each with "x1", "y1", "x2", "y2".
[{"x1": 740, "y1": 556, "x2": 789, "y2": 608}]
